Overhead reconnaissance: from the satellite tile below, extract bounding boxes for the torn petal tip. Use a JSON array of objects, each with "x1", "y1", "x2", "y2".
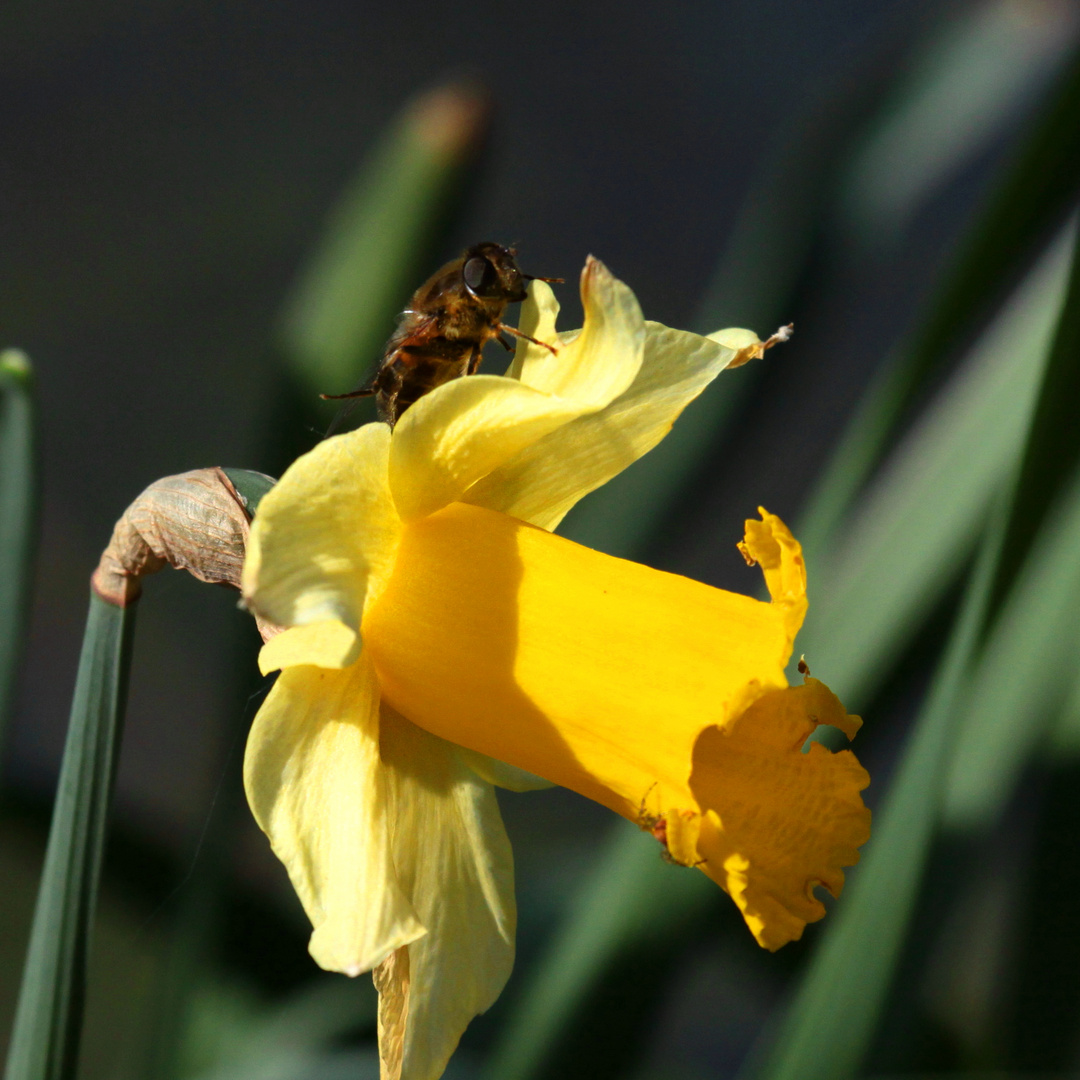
[{"x1": 767, "y1": 323, "x2": 794, "y2": 347}]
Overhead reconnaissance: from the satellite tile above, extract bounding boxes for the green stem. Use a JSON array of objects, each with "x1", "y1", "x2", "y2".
[
  {"x1": 0, "y1": 349, "x2": 37, "y2": 755},
  {"x1": 3, "y1": 593, "x2": 136, "y2": 1080}
]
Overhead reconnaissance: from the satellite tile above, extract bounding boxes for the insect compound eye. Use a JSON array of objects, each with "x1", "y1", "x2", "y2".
[{"x1": 463, "y1": 255, "x2": 499, "y2": 297}]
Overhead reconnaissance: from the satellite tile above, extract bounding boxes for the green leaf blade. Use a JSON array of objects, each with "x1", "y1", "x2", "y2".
[
  {"x1": 0, "y1": 349, "x2": 37, "y2": 751},
  {"x1": 4, "y1": 594, "x2": 135, "y2": 1080},
  {"x1": 221, "y1": 469, "x2": 276, "y2": 518},
  {"x1": 944, "y1": 464, "x2": 1080, "y2": 830}
]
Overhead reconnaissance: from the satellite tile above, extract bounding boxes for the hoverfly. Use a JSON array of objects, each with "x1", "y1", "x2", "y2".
[{"x1": 323, "y1": 241, "x2": 563, "y2": 428}]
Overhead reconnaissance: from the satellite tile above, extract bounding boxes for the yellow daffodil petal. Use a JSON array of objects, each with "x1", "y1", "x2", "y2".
[
  {"x1": 465, "y1": 321, "x2": 741, "y2": 529},
  {"x1": 243, "y1": 653, "x2": 425, "y2": 974},
  {"x1": 691, "y1": 680, "x2": 870, "y2": 950},
  {"x1": 455, "y1": 747, "x2": 555, "y2": 791},
  {"x1": 378, "y1": 707, "x2": 515, "y2": 1080},
  {"x1": 365, "y1": 503, "x2": 867, "y2": 947},
  {"x1": 242, "y1": 423, "x2": 399, "y2": 632},
  {"x1": 258, "y1": 620, "x2": 360, "y2": 674},
  {"x1": 509, "y1": 257, "x2": 645, "y2": 407},
  {"x1": 388, "y1": 376, "x2": 589, "y2": 521},
  {"x1": 504, "y1": 278, "x2": 561, "y2": 383}
]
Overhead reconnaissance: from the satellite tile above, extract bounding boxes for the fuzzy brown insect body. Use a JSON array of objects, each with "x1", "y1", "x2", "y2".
[{"x1": 323, "y1": 241, "x2": 561, "y2": 428}]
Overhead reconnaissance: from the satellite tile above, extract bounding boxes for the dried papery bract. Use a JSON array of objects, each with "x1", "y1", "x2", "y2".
[
  {"x1": 92, "y1": 467, "x2": 250, "y2": 603},
  {"x1": 91, "y1": 467, "x2": 281, "y2": 638},
  {"x1": 714, "y1": 323, "x2": 794, "y2": 370},
  {"x1": 373, "y1": 946, "x2": 411, "y2": 1080}
]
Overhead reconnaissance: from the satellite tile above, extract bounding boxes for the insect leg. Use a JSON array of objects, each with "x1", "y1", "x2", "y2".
[
  {"x1": 637, "y1": 781, "x2": 659, "y2": 822},
  {"x1": 321, "y1": 374, "x2": 378, "y2": 437},
  {"x1": 497, "y1": 322, "x2": 559, "y2": 356},
  {"x1": 377, "y1": 363, "x2": 406, "y2": 427},
  {"x1": 466, "y1": 346, "x2": 484, "y2": 375},
  {"x1": 320, "y1": 387, "x2": 375, "y2": 401}
]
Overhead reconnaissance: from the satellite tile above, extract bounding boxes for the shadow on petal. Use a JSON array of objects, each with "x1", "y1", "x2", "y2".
[{"x1": 689, "y1": 679, "x2": 871, "y2": 950}]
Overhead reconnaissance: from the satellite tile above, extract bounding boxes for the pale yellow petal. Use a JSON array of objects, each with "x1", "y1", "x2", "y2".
[
  {"x1": 378, "y1": 706, "x2": 516, "y2": 1080},
  {"x1": 242, "y1": 423, "x2": 399, "y2": 632},
  {"x1": 456, "y1": 747, "x2": 555, "y2": 791},
  {"x1": 504, "y1": 279, "x2": 561, "y2": 382},
  {"x1": 511, "y1": 257, "x2": 645, "y2": 408},
  {"x1": 258, "y1": 620, "x2": 360, "y2": 674},
  {"x1": 708, "y1": 327, "x2": 761, "y2": 349},
  {"x1": 243, "y1": 653, "x2": 425, "y2": 974},
  {"x1": 465, "y1": 320, "x2": 739, "y2": 529},
  {"x1": 388, "y1": 375, "x2": 588, "y2": 521},
  {"x1": 708, "y1": 326, "x2": 765, "y2": 366}
]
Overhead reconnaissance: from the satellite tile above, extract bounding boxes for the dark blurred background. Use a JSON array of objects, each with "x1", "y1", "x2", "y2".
[{"x1": 3, "y1": 2, "x2": 1079, "y2": 1078}]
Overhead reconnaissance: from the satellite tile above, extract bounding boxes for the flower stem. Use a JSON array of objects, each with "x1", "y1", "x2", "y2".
[
  {"x1": 3, "y1": 593, "x2": 135, "y2": 1080},
  {"x1": 0, "y1": 349, "x2": 37, "y2": 757}
]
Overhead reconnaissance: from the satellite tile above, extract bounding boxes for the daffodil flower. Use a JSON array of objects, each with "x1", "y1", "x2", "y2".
[{"x1": 241, "y1": 258, "x2": 870, "y2": 1080}]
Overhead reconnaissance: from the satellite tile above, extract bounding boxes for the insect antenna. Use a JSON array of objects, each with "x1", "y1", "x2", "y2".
[{"x1": 522, "y1": 274, "x2": 565, "y2": 284}]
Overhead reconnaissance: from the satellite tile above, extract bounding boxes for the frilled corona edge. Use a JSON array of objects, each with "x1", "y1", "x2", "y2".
[{"x1": 91, "y1": 467, "x2": 281, "y2": 639}]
